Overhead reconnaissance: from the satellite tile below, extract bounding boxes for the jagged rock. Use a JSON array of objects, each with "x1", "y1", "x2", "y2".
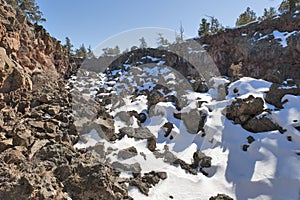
[
  {"x1": 111, "y1": 161, "x2": 141, "y2": 173},
  {"x1": 46, "y1": 105, "x2": 60, "y2": 115},
  {"x1": 115, "y1": 111, "x2": 133, "y2": 126},
  {"x1": 118, "y1": 127, "x2": 135, "y2": 139},
  {"x1": 265, "y1": 83, "x2": 300, "y2": 108},
  {"x1": 129, "y1": 171, "x2": 167, "y2": 196},
  {"x1": 3, "y1": 148, "x2": 26, "y2": 164},
  {"x1": 118, "y1": 146, "x2": 138, "y2": 159},
  {"x1": 247, "y1": 136, "x2": 255, "y2": 144},
  {"x1": 44, "y1": 122, "x2": 56, "y2": 133},
  {"x1": 224, "y1": 95, "x2": 280, "y2": 132},
  {"x1": 153, "y1": 145, "x2": 178, "y2": 163},
  {"x1": 39, "y1": 94, "x2": 51, "y2": 103},
  {"x1": 0, "y1": 47, "x2": 32, "y2": 93},
  {"x1": 178, "y1": 108, "x2": 205, "y2": 134},
  {"x1": 173, "y1": 159, "x2": 198, "y2": 175},
  {"x1": 147, "y1": 136, "x2": 156, "y2": 152},
  {"x1": 0, "y1": 139, "x2": 12, "y2": 152},
  {"x1": 120, "y1": 127, "x2": 154, "y2": 140},
  {"x1": 92, "y1": 142, "x2": 106, "y2": 159},
  {"x1": 28, "y1": 120, "x2": 45, "y2": 130},
  {"x1": 133, "y1": 127, "x2": 155, "y2": 139},
  {"x1": 162, "y1": 122, "x2": 174, "y2": 137},
  {"x1": 80, "y1": 117, "x2": 116, "y2": 141},
  {"x1": 243, "y1": 116, "x2": 279, "y2": 133},
  {"x1": 28, "y1": 139, "x2": 49, "y2": 160},
  {"x1": 225, "y1": 95, "x2": 264, "y2": 123},
  {"x1": 192, "y1": 150, "x2": 212, "y2": 168},
  {"x1": 129, "y1": 179, "x2": 150, "y2": 195},
  {"x1": 12, "y1": 129, "x2": 34, "y2": 147},
  {"x1": 209, "y1": 194, "x2": 234, "y2": 200}
]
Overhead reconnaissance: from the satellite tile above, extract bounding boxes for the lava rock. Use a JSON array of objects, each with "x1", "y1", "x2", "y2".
[{"x1": 118, "y1": 146, "x2": 138, "y2": 159}]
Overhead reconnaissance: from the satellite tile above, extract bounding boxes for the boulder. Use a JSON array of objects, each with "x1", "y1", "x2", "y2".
[
  {"x1": 147, "y1": 137, "x2": 156, "y2": 152},
  {"x1": 117, "y1": 146, "x2": 138, "y2": 159},
  {"x1": 209, "y1": 194, "x2": 234, "y2": 200},
  {"x1": 192, "y1": 150, "x2": 212, "y2": 168},
  {"x1": 120, "y1": 127, "x2": 154, "y2": 140},
  {"x1": 178, "y1": 109, "x2": 205, "y2": 134},
  {"x1": 128, "y1": 171, "x2": 167, "y2": 196},
  {"x1": 111, "y1": 161, "x2": 141, "y2": 173},
  {"x1": 265, "y1": 83, "x2": 300, "y2": 108},
  {"x1": 243, "y1": 116, "x2": 279, "y2": 133},
  {"x1": 224, "y1": 95, "x2": 281, "y2": 133}
]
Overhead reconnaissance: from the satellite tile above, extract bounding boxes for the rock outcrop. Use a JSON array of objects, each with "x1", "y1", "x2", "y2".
[
  {"x1": 0, "y1": 0, "x2": 79, "y2": 80},
  {"x1": 198, "y1": 11, "x2": 300, "y2": 82},
  {"x1": 224, "y1": 95, "x2": 281, "y2": 133}
]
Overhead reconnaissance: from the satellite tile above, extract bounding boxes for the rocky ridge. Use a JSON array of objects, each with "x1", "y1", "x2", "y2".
[{"x1": 198, "y1": 11, "x2": 300, "y2": 82}]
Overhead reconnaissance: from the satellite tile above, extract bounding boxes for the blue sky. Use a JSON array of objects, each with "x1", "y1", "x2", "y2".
[{"x1": 36, "y1": 0, "x2": 283, "y2": 50}]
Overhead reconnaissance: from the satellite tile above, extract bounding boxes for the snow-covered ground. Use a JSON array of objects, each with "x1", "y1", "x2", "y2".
[{"x1": 70, "y1": 62, "x2": 300, "y2": 200}]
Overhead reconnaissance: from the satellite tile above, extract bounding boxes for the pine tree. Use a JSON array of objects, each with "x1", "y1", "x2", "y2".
[
  {"x1": 157, "y1": 33, "x2": 170, "y2": 46},
  {"x1": 198, "y1": 18, "x2": 210, "y2": 37},
  {"x1": 139, "y1": 37, "x2": 147, "y2": 49},
  {"x1": 102, "y1": 46, "x2": 120, "y2": 56},
  {"x1": 258, "y1": 7, "x2": 277, "y2": 21},
  {"x1": 235, "y1": 7, "x2": 257, "y2": 26},
  {"x1": 208, "y1": 16, "x2": 223, "y2": 33},
  {"x1": 65, "y1": 37, "x2": 73, "y2": 55},
  {"x1": 76, "y1": 44, "x2": 87, "y2": 58},
  {"x1": 5, "y1": 0, "x2": 46, "y2": 24},
  {"x1": 179, "y1": 22, "x2": 184, "y2": 41},
  {"x1": 87, "y1": 45, "x2": 95, "y2": 58},
  {"x1": 114, "y1": 45, "x2": 120, "y2": 55},
  {"x1": 279, "y1": 0, "x2": 299, "y2": 13}
]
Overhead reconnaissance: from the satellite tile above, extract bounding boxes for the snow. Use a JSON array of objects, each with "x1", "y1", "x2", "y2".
[
  {"x1": 257, "y1": 30, "x2": 299, "y2": 47},
  {"x1": 72, "y1": 62, "x2": 300, "y2": 200}
]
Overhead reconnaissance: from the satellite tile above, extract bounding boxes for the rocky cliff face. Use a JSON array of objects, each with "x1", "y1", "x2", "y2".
[
  {"x1": 0, "y1": 0, "x2": 78, "y2": 83},
  {"x1": 0, "y1": 1, "x2": 131, "y2": 199},
  {"x1": 197, "y1": 11, "x2": 300, "y2": 82}
]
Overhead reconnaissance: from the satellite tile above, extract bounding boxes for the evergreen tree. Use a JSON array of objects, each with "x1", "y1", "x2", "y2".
[
  {"x1": 64, "y1": 37, "x2": 73, "y2": 55},
  {"x1": 114, "y1": 45, "x2": 120, "y2": 55},
  {"x1": 102, "y1": 45, "x2": 120, "y2": 56},
  {"x1": 198, "y1": 18, "x2": 210, "y2": 37},
  {"x1": 175, "y1": 22, "x2": 185, "y2": 43},
  {"x1": 139, "y1": 37, "x2": 147, "y2": 49},
  {"x1": 157, "y1": 33, "x2": 170, "y2": 46},
  {"x1": 179, "y1": 22, "x2": 184, "y2": 41},
  {"x1": 87, "y1": 45, "x2": 95, "y2": 58},
  {"x1": 5, "y1": 0, "x2": 46, "y2": 24},
  {"x1": 235, "y1": 7, "x2": 257, "y2": 26},
  {"x1": 76, "y1": 44, "x2": 87, "y2": 58},
  {"x1": 258, "y1": 7, "x2": 277, "y2": 21},
  {"x1": 208, "y1": 16, "x2": 223, "y2": 33},
  {"x1": 279, "y1": 0, "x2": 299, "y2": 13}
]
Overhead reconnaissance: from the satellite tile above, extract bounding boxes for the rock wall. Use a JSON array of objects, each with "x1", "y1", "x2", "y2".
[
  {"x1": 197, "y1": 11, "x2": 300, "y2": 82},
  {"x1": 0, "y1": 0, "x2": 78, "y2": 83},
  {"x1": 0, "y1": 1, "x2": 131, "y2": 199}
]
